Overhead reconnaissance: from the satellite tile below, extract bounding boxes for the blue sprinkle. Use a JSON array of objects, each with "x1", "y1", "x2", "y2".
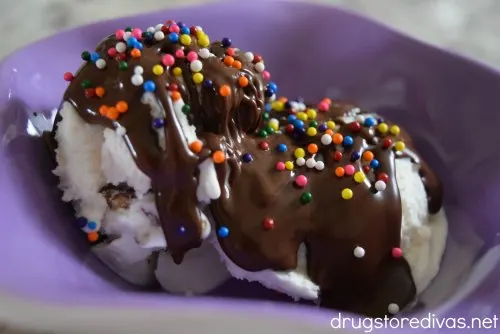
[
  {"x1": 168, "y1": 32, "x2": 179, "y2": 43},
  {"x1": 180, "y1": 26, "x2": 190, "y2": 35},
  {"x1": 221, "y1": 37, "x2": 232, "y2": 47},
  {"x1": 179, "y1": 226, "x2": 186, "y2": 234},
  {"x1": 90, "y1": 52, "x2": 100, "y2": 63},
  {"x1": 318, "y1": 123, "x2": 328, "y2": 132},
  {"x1": 370, "y1": 159, "x2": 380, "y2": 168},
  {"x1": 264, "y1": 103, "x2": 272, "y2": 112},
  {"x1": 293, "y1": 119, "x2": 305, "y2": 129},
  {"x1": 127, "y1": 37, "x2": 138, "y2": 47},
  {"x1": 177, "y1": 21, "x2": 185, "y2": 28},
  {"x1": 377, "y1": 118, "x2": 384, "y2": 124},
  {"x1": 343, "y1": 136, "x2": 354, "y2": 146},
  {"x1": 218, "y1": 226, "x2": 230, "y2": 238},
  {"x1": 351, "y1": 151, "x2": 361, "y2": 161},
  {"x1": 295, "y1": 127, "x2": 306, "y2": 137},
  {"x1": 152, "y1": 118, "x2": 165, "y2": 129},
  {"x1": 87, "y1": 221, "x2": 98, "y2": 231},
  {"x1": 203, "y1": 79, "x2": 213, "y2": 88},
  {"x1": 287, "y1": 115, "x2": 296, "y2": 123},
  {"x1": 277, "y1": 143, "x2": 287, "y2": 153},
  {"x1": 264, "y1": 90, "x2": 274, "y2": 98},
  {"x1": 143, "y1": 80, "x2": 156, "y2": 92},
  {"x1": 133, "y1": 41, "x2": 144, "y2": 50},
  {"x1": 284, "y1": 101, "x2": 292, "y2": 110},
  {"x1": 77, "y1": 217, "x2": 87, "y2": 228},
  {"x1": 242, "y1": 153, "x2": 253, "y2": 163},
  {"x1": 364, "y1": 117, "x2": 376, "y2": 127}
]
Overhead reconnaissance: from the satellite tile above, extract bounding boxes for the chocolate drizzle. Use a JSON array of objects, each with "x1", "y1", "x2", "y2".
[{"x1": 52, "y1": 22, "x2": 443, "y2": 317}]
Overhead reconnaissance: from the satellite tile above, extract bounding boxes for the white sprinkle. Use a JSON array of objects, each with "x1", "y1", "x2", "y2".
[
  {"x1": 244, "y1": 52, "x2": 254, "y2": 62},
  {"x1": 146, "y1": 26, "x2": 156, "y2": 33},
  {"x1": 115, "y1": 42, "x2": 127, "y2": 53},
  {"x1": 297, "y1": 102, "x2": 306, "y2": 111},
  {"x1": 315, "y1": 161, "x2": 325, "y2": 171},
  {"x1": 388, "y1": 303, "x2": 400, "y2": 314},
  {"x1": 296, "y1": 157, "x2": 305, "y2": 166},
  {"x1": 115, "y1": 127, "x2": 126, "y2": 136},
  {"x1": 134, "y1": 66, "x2": 144, "y2": 75},
  {"x1": 95, "y1": 59, "x2": 106, "y2": 70},
  {"x1": 375, "y1": 180, "x2": 387, "y2": 191},
  {"x1": 268, "y1": 94, "x2": 276, "y2": 102},
  {"x1": 353, "y1": 246, "x2": 365, "y2": 258},
  {"x1": 155, "y1": 24, "x2": 164, "y2": 31},
  {"x1": 306, "y1": 158, "x2": 316, "y2": 168},
  {"x1": 255, "y1": 62, "x2": 265, "y2": 73},
  {"x1": 154, "y1": 31, "x2": 165, "y2": 41},
  {"x1": 321, "y1": 133, "x2": 332, "y2": 145},
  {"x1": 195, "y1": 26, "x2": 203, "y2": 32},
  {"x1": 190, "y1": 60, "x2": 203, "y2": 72},
  {"x1": 198, "y1": 48, "x2": 210, "y2": 59},
  {"x1": 131, "y1": 74, "x2": 144, "y2": 86},
  {"x1": 355, "y1": 115, "x2": 365, "y2": 123},
  {"x1": 123, "y1": 31, "x2": 132, "y2": 41}
]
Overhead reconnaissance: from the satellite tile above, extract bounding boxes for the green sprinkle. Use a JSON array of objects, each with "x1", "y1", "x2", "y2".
[
  {"x1": 182, "y1": 104, "x2": 191, "y2": 114},
  {"x1": 258, "y1": 129, "x2": 268, "y2": 138},
  {"x1": 300, "y1": 192, "x2": 313, "y2": 204},
  {"x1": 262, "y1": 112, "x2": 270, "y2": 121},
  {"x1": 81, "y1": 51, "x2": 91, "y2": 61},
  {"x1": 309, "y1": 120, "x2": 318, "y2": 128},
  {"x1": 125, "y1": 27, "x2": 133, "y2": 32},
  {"x1": 119, "y1": 61, "x2": 128, "y2": 71},
  {"x1": 81, "y1": 80, "x2": 92, "y2": 89},
  {"x1": 265, "y1": 126, "x2": 275, "y2": 134}
]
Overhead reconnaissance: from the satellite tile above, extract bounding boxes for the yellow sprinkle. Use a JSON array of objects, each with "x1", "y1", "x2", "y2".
[
  {"x1": 294, "y1": 148, "x2": 305, "y2": 158},
  {"x1": 268, "y1": 118, "x2": 280, "y2": 131},
  {"x1": 271, "y1": 101, "x2": 285, "y2": 112},
  {"x1": 198, "y1": 34, "x2": 210, "y2": 47},
  {"x1": 341, "y1": 188, "x2": 353, "y2": 200},
  {"x1": 296, "y1": 112, "x2": 307, "y2": 121},
  {"x1": 390, "y1": 125, "x2": 400, "y2": 136},
  {"x1": 152, "y1": 64, "x2": 164, "y2": 76},
  {"x1": 354, "y1": 172, "x2": 366, "y2": 183},
  {"x1": 193, "y1": 72, "x2": 204, "y2": 84},
  {"x1": 180, "y1": 34, "x2": 192, "y2": 46},
  {"x1": 172, "y1": 67, "x2": 182, "y2": 76},
  {"x1": 307, "y1": 127, "x2": 317, "y2": 136},
  {"x1": 377, "y1": 123, "x2": 388, "y2": 134},
  {"x1": 394, "y1": 141, "x2": 406, "y2": 151},
  {"x1": 327, "y1": 121, "x2": 336, "y2": 129},
  {"x1": 306, "y1": 109, "x2": 317, "y2": 120},
  {"x1": 285, "y1": 161, "x2": 294, "y2": 170}
]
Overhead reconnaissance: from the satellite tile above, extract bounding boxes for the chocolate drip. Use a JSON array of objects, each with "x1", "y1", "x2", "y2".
[{"x1": 52, "y1": 22, "x2": 443, "y2": 317}]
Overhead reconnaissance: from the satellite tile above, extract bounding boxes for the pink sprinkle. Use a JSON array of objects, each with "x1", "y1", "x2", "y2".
[
  {"x1": 107, "y1": 47, "x2": 117, "y2": 57},
  {"x1": 115, "y1": 29, "x2": 125, "y2": 40},
  {"x1": 318, "y1": 101, "x2": 329, "y2": 112},
  {"x1": 175, "y1": 49, "x2": 185, "y2": 58},
  {"x1": 162, "y1": 54, "x2": 175, "y2": 66},
  {"x1": 345, "y1": 164, "x2": 355, "y2": 176},
  {"x1": 226, "y1": 48, "x2": 235, "y2": 57},
  {"x1": 132, "y1": 28, "x2": 142, "y2": 39},
  {"x1": 186, "y1": 51, "x2": 198, "y2": 62},
  {"x1": 392, "y1": 247, "x2": 403, "y2": 258},
  {"x1": 295, "y1": 175, "x2": 308, "y2": 188},
  {"x1": 275, "y1": 161, "x2": 285, "y2": 171},
  {"x1": 169, "y1": 24, "x2": 180, "y2": 33},
  {"x1": 262, "y1": 70, "x2": 271, "y2": 81}
]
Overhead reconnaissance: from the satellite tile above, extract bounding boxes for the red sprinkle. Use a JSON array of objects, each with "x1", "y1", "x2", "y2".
[
  {"x1": 363, "y1": 165, "x2": 371, "y2": 173},
  {"x1": 259, "y1": 141, "x2": 269, "y2": 150},
  {"x1": 63, "y1": 72, "x2": 74, "y2": 81},
  {"x1": 350, "y1": 122, "x2": 361, "y2": 132},
  {"x1": 285, "y1": 124, "x2": 294, "y2": 134},
  {"x1": 190, "y1": 26, "x2": 197, "y2": 35},
  {"x1": 253, "y1": 54, "x2": 263, "y2": 64},
  {"x1": 226, "y1": 47, "x2": 235, "y2": 57},
  {"x1": 383, "y1": 138, "x2": 393, "y2": 149},
  {"x1": 378, "y1": 172, "x2": 389, "y2": 183},
  {"x1": 333, "y1": 151, "x2": 343, "y2": 161},
  {"x1": 392, "y1": 247, "x2": 403, "y2": 258},
  {"x1": 117, "y1": 53, "x2": 127, "y2": 61},
  {"x1": 168, "y1": 83, "x2": 179, "y2": 91},
  {"x1": 262, "y1": 217, "x2": 275, "y2": 230},
  {"x1": 107, "y1": 48, "x2": 117, "y2": 57},
  {"x1": 161, "y1": 25, "x2": 169, "y2": 34},
  {"x1": 84, "y1": 88, "x2": 95, "y2": 98}
]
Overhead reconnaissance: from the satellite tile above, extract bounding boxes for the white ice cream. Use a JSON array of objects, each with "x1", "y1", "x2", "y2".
[{"x1": 53, "y1": 101, "x2": 447, "y2": 302}]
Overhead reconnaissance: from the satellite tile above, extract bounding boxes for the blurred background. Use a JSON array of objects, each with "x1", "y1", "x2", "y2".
[{"x1": 2, "y1": 0, "x2": 500, "y2": 68}]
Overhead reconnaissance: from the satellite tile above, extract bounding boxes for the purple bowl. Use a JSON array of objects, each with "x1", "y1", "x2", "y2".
[{"x1": 0, "y1": 0, "x2": 499, "y2": 332}]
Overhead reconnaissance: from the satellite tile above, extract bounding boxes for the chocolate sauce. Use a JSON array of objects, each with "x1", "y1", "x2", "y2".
[{"x1": 51, "y1": 22, "x2": 443, "y2": 317}]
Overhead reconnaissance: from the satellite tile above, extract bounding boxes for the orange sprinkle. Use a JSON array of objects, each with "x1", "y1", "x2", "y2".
[
  {"x1": 333, "y1": 133, "x2": 344, "y2": 145},
  {"x1": 212, "y1": 150, "x2": 226, "y2": 163},
  {"x1": 325, "y1": 129, "x2": 334, "y2": 136},
  {"x1": 232, "y1": 60, "x2": 242, "y2": 69},
  {"x1": 88, "y1": 232, "x2": 99, "y2": 243},
  {"x1": 107, "y1": 107, "x2": 119, "y2": 120},
  {"x1": 99, "y1": 105, "x2": 108, "y2": 116},
  {"x1": 189, "y1": 140, "x2": 203, "y2": 153},
  {"x1": 307, "y1": 143, "x2": 318, "y2": 154},
  {"x1": 223, "y1": 56, "x2": 234, "y2": 66},
  {"x1": 131, "y1": 48, "x2": 141, "y2": 58},
  {"x1": 362, "y1": 151, "x2": 374, "y2": 161},
  {"x1": 219, "y1": 85, "x2": 231, "y2": 97},
  {"x1": 278, "y1": 97, "x2": 288, "y2": 103},
  {"x1": 95, "y1": 86, "x2": 105, "y2": 98},
  {"x1": 322, "y1": 98, "x2": 332, "y2": 104},
  {"x1": 171, "y1": 91, "x2": 182, "y2": 101},
  {"x1": 116, "y1": 101, "x2": 128, "y2": 113},
  {"x1": 335, "y1": 167, "x2": 345, "y2": 178},
  {"x1": 238, "y1": 76, "x2": 249, "y2": 87}
]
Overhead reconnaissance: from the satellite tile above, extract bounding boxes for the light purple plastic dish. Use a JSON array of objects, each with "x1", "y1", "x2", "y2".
[{"x1": 0, "y1": 0, "x2": 499, "y2": 332}]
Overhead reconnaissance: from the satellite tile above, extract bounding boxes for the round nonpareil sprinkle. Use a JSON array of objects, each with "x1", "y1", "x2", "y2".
[
  {"x1": 116, "y1": 101, "x2": 128, "y2": 113},
  {"x1": 333, "y1": 151, "x2": 342, "y2": 161},
  {"x1": 362, "y1": 151, "x2": 374, "y2": 161},
  {"x1": 343, "y1": 136, "x2": 354, "y2": 146},
  {"x1": 394, "y1": 141, "x2": 405, "y2": 151},
  {"x1": 300, "y1": 192, "x2": 313, "y2": 204},
  {"x1": 190, "y1": 60, "x2": 203, "y2": 72},
  {"x1": 370, "y1": 159, "x2": 379, "y2": 169},
  {"x1": 116, "y1": 42, "x2": 127, "y2": 53},
  {"x1": 262, "y1": 217, "x2": 275, "y2": 230},
  {"x1": 354, "y1": 172, "x2": 365, "y2": 183},
  {"x1": 383, "y1": 138, "x2": 393, "y2": 148},
  {"x1": 377, "y1": 123, "x2": 388, "y2": 133},
  {"x1": 285, "y1": 161, "x2": 294, "y2": 170},
  {"x1": 392, "y1": 247, "x2": 403, "y2": 258},
  {"x1": 199, "y1": 48, "x2": 210, "y2": 59},
  {"x1": 193, "y1": 73, "x2": 204, "y2": 84},
  {"x1": 238, "y1": 76, "x2": 249, "y2": 87},
  {"x1": 134, "y1": 66, "x2": 144, "y2": 74},
  {"x1": 388, "y1": 303, "x2": 400, "y2": 315},
  {"x1": 277, "y1": 143, "x2": 287, "y2": 153},
  {"x1": 353, "y1": 246, "x2": 365, "y2": 258},
  {"x1": 306, "y1": 158, "x2": 316, "y2": 168},
  {"x1": 344, "y1": 164, "x2": 355, "y2": 176},
  {"x1": 296, "y1": 157, "x2": 306, "y2": 166},
  {"x1": 152, "y1": 64, "x2": 164, "y2": 76},
  {"x1": 307, "y1": 143, "x2": 318, "y2": 154},
  {"x1": 306, "y1": 127, "x2": 317, "y2": 136},
  {"x1": 154, "y1": 31, "x2": 165, "y2": 41},
  {"x1": 212, "y1": 150, "x2": 226, "y2": 163},
  {"x1": 172, "y1": 67, "x2": 182, "y2": 76},
  {"x1": 327, "y1": 121, "x2": 336, "y2": 129},
  {"x1": 255, "y1": 62, "x2": 265, "y2": 72},
  {"x1": 315, "y1": 161, "x2": 325, "y2": 171},
  {"x1": 95, "y1": 87, "x2": 105, "y2": 97},
  {"x1": 170, "y1": 91, "x2": 181, "y2": 101},
  {"x1": 275, "y1": 161, "x2": 285, "y2": 171},
  {"x1": 321, "y1": 134, "x2": 333, "y2": 145},
  {"x1": 244, "y1": 52, "x2": 254, "y2": 62},
  {"x1": 295, "y1": 175, "x2": 308, "y2": 188},
  {"x1": 152, "y1": 118, "x2": 165, "y2": 128},
  {"x1": 217, "y1": 226, "x2": 229, "y2": 238},
  {"x1": 375, "y1": 180, "x2": 387, "y2": 191},
  {"x1": 333, "y1": 133, "x2": 343, "y2": 145},
  {"x1": 294, "y1": 148, "x2": 305, "y2": 158},
  {"x1": 335, "y1": 167, "x2": 345, "y2": 177},
  {"x1": 95, "y1": 59, "x2": 106, "y2": 69},
  {"x1": 390, "y1": 125, "x2": 400, "y2": 135},
  {"x1": 131, "y1": 74, "x2": 144, "y2": 86},
  {"x1": 342, "y1": 188, "x2": 353, "y2": 200},
  {"x1": 180, "y1": 34, "x2": 192, "y2": 45},
  {"x1": 242, "y1": 153, "x2": 253, "y2": 163}
]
